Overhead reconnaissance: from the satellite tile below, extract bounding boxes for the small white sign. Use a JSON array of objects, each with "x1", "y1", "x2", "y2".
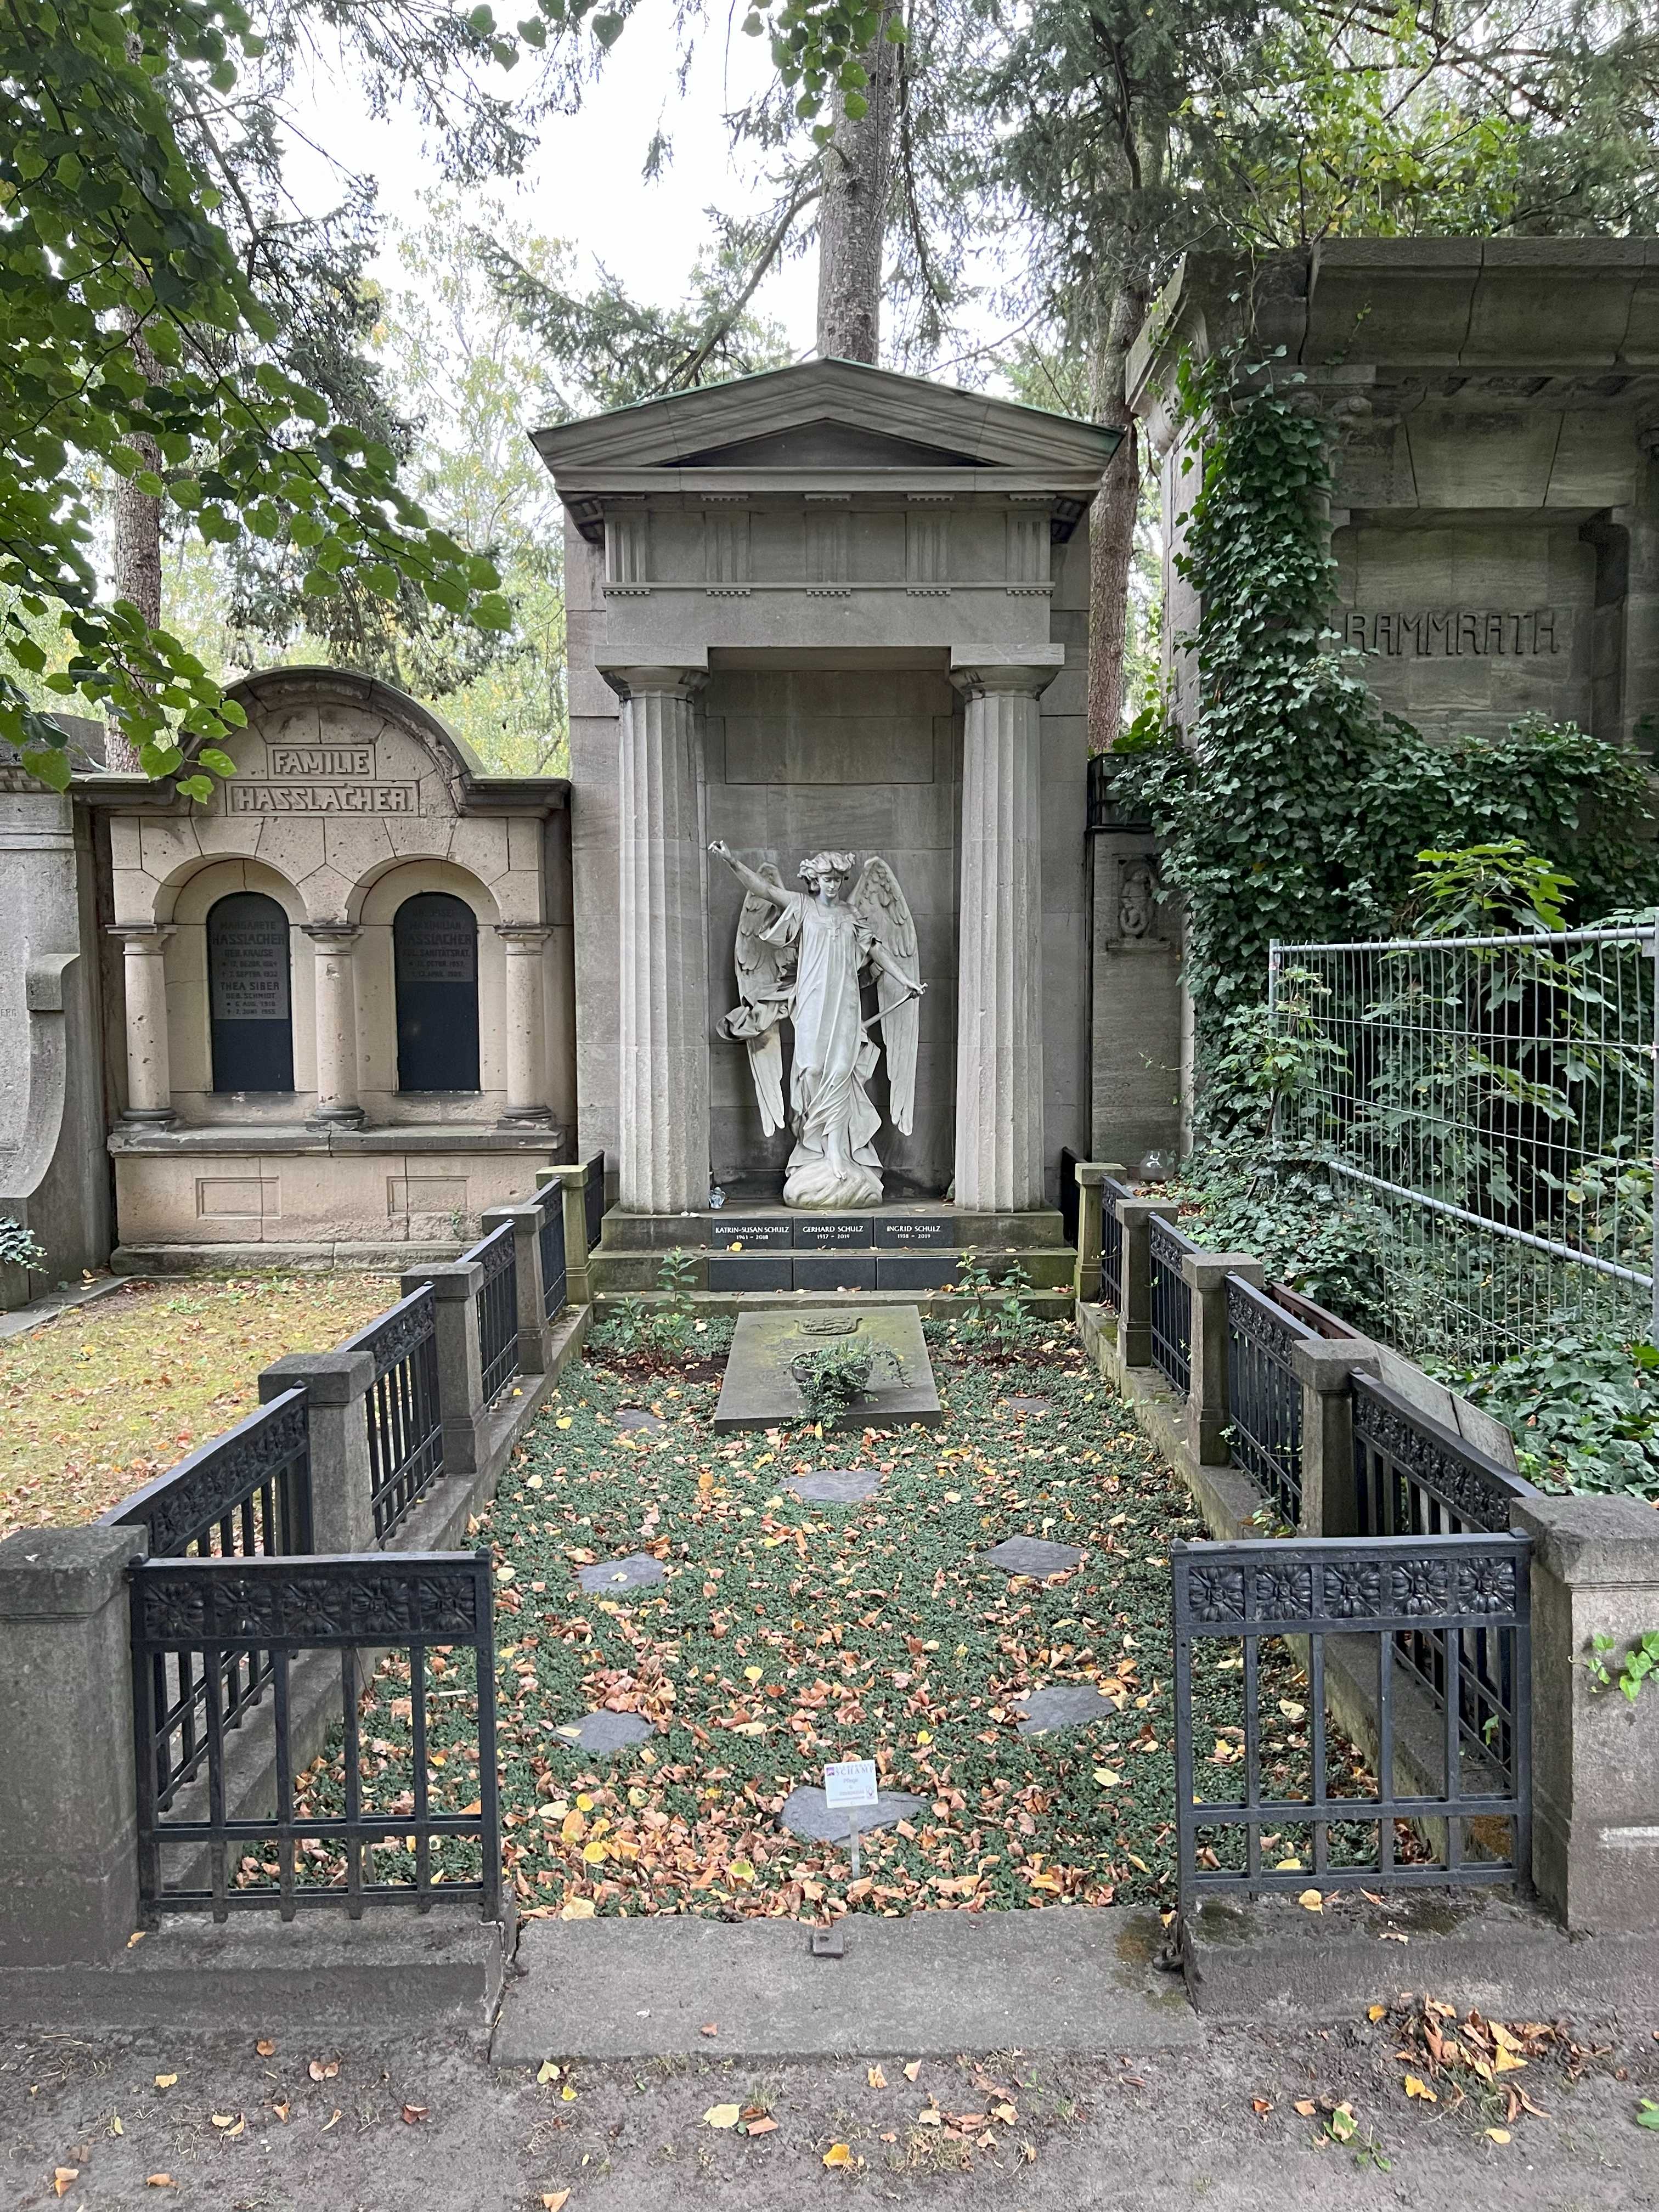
[{"x1": 823, "y1": 1758, "x2": 879, "y2": 1810}]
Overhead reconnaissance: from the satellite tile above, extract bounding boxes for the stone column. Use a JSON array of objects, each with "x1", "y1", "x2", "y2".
[
  {"x1": 1290, "y1": 1338, "x2": 1380, "y2": 1538},
  {"x1": 257, "y1": 1354, "x2": 376, "y2": 1555},
  {"x1": 1070, "y1": 1160, "x2": 1126, "y2": 1304},
  {"x1": 950, "y1": 658, "x2": 1058, "y2": 1211},
  {"x1": 496, "y1": 926, "x2": 555, "y2": 1128},
  {"x1": 0, "y1": 1525, "x2": 146, "y2": 1964},
  {"x1": 1620, "y1": 428, "x2": 1659, "y2": 752},
  {"x1": 401, "y1": 1259, "x2": 486, "y2": 1476},
  {"x1": 302, "y1": 922, "x2": 364, "y2": 1128},
  {"x1": 537, "y1": 1162, "x2": 592, "y2": 1308},
  {"x1": 1116, "y1": 1196, "x2": 1177, "y2": 1369},
  {"x1": 1183, "y1": 1252, "x2": 1265, "y2": 1467},
  {"x1": 109, "y1": 923, "x2": 175, "y2": 1123},
  {"x1": 602, "y1": 664, "x2": 710, "y2": 1214},
  {"x1": 482, "y1": 1201, "x2": 550, "y2": 1375}
]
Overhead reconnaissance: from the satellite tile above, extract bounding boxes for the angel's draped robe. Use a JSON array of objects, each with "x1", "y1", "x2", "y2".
[{"x1": 761, "y1": 891, "x2": 883, "y2": 1206}]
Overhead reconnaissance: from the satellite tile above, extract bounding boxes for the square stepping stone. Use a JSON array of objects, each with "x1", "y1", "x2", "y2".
[
  {"x1": 978, "y1": 1536, "x2": 1084, "y2": 1579},
  {"x1": 578, "y1": 1552, "x2": 666, "y2": 1594},
  {"x1": 1003, "y1": 1396, "x2": 1052, "y2": 1417},
  {"x1": 555, "y1": 1710, "x2": 654, "y2": 1753},
  {"x1": 788, "y1": 1468, "x2": 882, "y2": 1504},
  {"x1": 1012, "y1": 1685, "x2": 1117, "y2": 1736},
  {"x1": 779, "y1": 1785, "x2": 928, "y2": 1844},
  {"x1": 614, "y1": 1406, "x2": 666, "y2": 1432}
]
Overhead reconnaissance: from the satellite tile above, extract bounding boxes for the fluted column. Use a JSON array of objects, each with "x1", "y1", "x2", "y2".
[
  {"x1": 302, "y1": 922, "x2": 364, "y2": 1128},
  {"x1": 950, "y1": 659, "x2": 1057, "y2": 1210},
  {"x1": 496, "y1": 925, "x2": 554, "y2": 1127},
  {"x1": 603, "y1": 665, "x2": 710, "y2": 1212},
  {"x1": 109, "y1": 924, "x2": 175, "y2": 1123}
]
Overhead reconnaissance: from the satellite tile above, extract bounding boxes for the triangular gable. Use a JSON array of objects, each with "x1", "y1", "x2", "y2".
[{"x1": 677, "y1": 418, "x2": 981, "y2": 470}]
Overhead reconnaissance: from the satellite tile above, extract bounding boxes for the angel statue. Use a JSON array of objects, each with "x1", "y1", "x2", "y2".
[{"x1": 709, "y1": 842, "x2": 926, "y2": 1208}]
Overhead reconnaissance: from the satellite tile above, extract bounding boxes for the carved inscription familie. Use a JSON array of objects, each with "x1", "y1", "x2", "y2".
[{"x1": 223, "y1": 741, "x2": 420, "y2": 815}]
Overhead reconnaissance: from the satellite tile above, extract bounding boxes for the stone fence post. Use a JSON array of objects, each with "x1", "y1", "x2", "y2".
[
  {"x1": 482, "y1": 1202, "x2": 550, "y2": 1375},
  {"x1": 0, "y1": 1526, "x2": 146, "y2": 1964},
  {"x1": 257, "y1": 1352, "x2": 376, "y2": 1555},
  {"x1": 1070, "y1": 1160, "x2": 1127, "y2": 1304},
  {"x1": 1116, "y1": 1198, "x2": 1178, "y2": 1369},
  {"x1": 537, "y1": 1162, "x2": 593, "y2": 1308},
  {"x1": 1290, "y1": 1339, "x2": 1380, "y2": 1537},
  {"x1": 1515, "y1": 1493, "x2": 1659, "y2": 1933},
  {"x1": 401, "y1": 1260, "x2": 486, "y2": 1476},
  {"x1": 1182, "y1": 1254, "x2": 1265, "y2": 1466}
]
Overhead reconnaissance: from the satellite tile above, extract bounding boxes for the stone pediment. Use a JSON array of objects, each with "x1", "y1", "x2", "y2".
[{"x1": 532, "y1": 359, "x2": 1119, "y2": 490}]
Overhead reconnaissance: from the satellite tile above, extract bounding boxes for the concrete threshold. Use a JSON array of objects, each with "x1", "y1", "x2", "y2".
[
  {"x1": 0, "y1": 1273, "x2": 144, "y2": 1340},
  {"x1": 493, "y1": 1906, "x2": 1201, "y2": 2063}
]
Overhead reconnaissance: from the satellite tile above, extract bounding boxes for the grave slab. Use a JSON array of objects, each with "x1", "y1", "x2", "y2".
[
  {"x1": 614, "y1": 1407, "x2": 666, "y2": 1432},
  {"x1": 978, "y1": 1536, "x2": 1085, "y2": 1578},
  {"x1": 708, "y1": 1252, "x2": 794, "y2": 1292},
  {"x1": 556, "y1": 1710, "x2": 655, "y2": 1753},
  {"x1": 876, "y1": 1252, "x2": 960, "y2": 1291},
  {"x1": 793, "y1": 1253, "x2": 877, "y2": 1291},
  {"x1": 577, "y1": 1553, "x2": 667, "y2": 1593},
  {"x1": 712, "y1": 1305, "x2": 940, "y2": 1431},
  {"x1": 779, "y1": 1785, "x2": 928, "y2": 1844},
  {"x1": 1013, "y1": 1685, "x2": 1117, "y2": 1735},
  {"x1": 788, "y1": 1468, "x2": 882, "y2": 1504}
]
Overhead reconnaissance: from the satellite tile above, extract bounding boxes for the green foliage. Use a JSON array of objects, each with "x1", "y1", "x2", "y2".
[
  {"x1": 0, "y1": 1220, "x2": 47, "y2": 1273},
  {"x1": 1165, "y1": 1148, "x2": 1391, "y2": 1331},
  {"x1": 1587, "y1": 1629, "x2": 1659, "y2": 1703},
  {"x1": 949, "y1": 1252, "x2": 1041, "y2": 1354},
  {"x1": 1403, "y1": 839, "x2": 1574, "y2": 936},
  {"x1": 1454, "y1": 1331, "x2": 1659, "y2": 1502},
  {"x1": 0, "y1": 0, "x2": 549, "y2": 789},
  {"x1": 789, "y1": 1336, "x2": 902, "y2": 1426},
  {"x1": 589, "y1": 1249, "x2": 705, "y2": 1365}
]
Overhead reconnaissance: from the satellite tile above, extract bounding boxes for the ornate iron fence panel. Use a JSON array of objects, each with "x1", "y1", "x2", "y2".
[
  {"x1": 1269, "y1": 926, "x2": 1659, "y2": 1363},
  {"x1": 1226, "y1": 1279, "x2": 1315, "y2": 1523},
  {"x1": 1099, "y1": 1175, "x2": 1132, "y2": 1313},
  {"x1": 129, "y1": 1549, "x2": 500, "y2": 1923},
  {"x1": 466, "y1": 1221, "x2": 520, "y2": 1408},
  {"x1": 1172, "y1": 1532, "x2": 1530, "y2": 1909},
  {"x1": 338, "y1": 1286, "x2": 445, "y2": 1542},
  {"x1": 1149, "y1": 1215, "x2": 1194, "y2": 1396},
  {"x1": 536, "y1": 1180, "x2": 567, "y2": 1323},
  {"x1": 102, "y1": 1391, "x2": 313, "y2": 1810},
  {"x1": 584, "y1": 1150, "x2": 606, "y2": 1252}
]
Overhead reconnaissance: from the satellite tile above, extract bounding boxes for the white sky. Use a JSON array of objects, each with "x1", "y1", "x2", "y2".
[{"x1": 285, "y1": 4, "x2": 824, "y2": 358}]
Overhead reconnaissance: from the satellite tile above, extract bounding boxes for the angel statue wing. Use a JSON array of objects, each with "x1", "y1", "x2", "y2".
[
  {"x1": 851, "y1": 856, "x2": 921, "y2": 1136},
  {"x1": 724, "y1": 862, "x2": 792, "y2": 1134}
]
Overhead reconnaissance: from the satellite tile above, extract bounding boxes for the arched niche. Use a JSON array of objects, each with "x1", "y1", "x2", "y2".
[
  {"x1": 207, "y1": 891, "x2": 295, "y2": 1092},
  {"x1": 393, "y1": 891, "x2": 481, "y2": 1093},
  {"x1": 355, "y1": 861, "x2": 504, "y2": 1122},
  {"x1": 155, "y1": 857, "x2": 315, "y2": 1120}
]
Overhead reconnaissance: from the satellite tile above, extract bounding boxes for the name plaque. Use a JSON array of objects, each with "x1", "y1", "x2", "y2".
[
  {"x1": 1342, "y1": 607, "x2": 1565, "y2": 659},
  {"x1": 793, "y1": 1215, "x2": 874, "y2": 1250},
  {"x1": 712, "y1": 1219, "x2": 794, "y2": 1251},
  {"x1": 226, "y1": 782, "x2": 419, "y2": 815},
  {"x1": 874, "y1": 1217, "x2": 955, "y2": 1250},
  {"x1": 398, "y1": 904, "x2": 477, "y2": 983},
  {"x1": 210, "y1": 915, "x2": 289, "y2": 1023}
]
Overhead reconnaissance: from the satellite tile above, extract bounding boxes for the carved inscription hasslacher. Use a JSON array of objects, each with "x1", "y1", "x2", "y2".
[{"x1": 223, "y1": 741, "x2": 419, "y2": 814}]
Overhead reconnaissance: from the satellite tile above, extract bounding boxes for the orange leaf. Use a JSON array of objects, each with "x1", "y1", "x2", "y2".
[{"x1": 823, "y1": 2142, "x2": 854, "y2": 2169}]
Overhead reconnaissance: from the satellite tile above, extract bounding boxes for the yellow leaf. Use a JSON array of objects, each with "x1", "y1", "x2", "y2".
[
  {"x1": 110, "y1": 2117, "x2": 123, "y2": 2136},
  {"x1": 127, "y1": 1930, "x2": 145, "y2": 1948},
  {"x1": 537, "y1": 2061, "x2": 561, "y2": 2085},
  {"x1": 1367, "y1": 2005, "x2": 1386, "y2": 2022},
  {"x1": 744, "y1": 1666, "x2": 764, "y2": 1683},
  {"x1": 561, "y1": 1811, "x2": 587, "y2": 1845},
  {"x1": 1297, "y1": 1889, "x2": 1323, "y2": 1912},
  {"x1": 728, "y1": 1857, "x2": 756, "y2": 1884},
  {"x1": 556, "y1": 1416, "x2": 572, "y2": 1429},
  {"x1": 916, "y1": 1729, "x2": 932, "y2": 1745},
  {"x1": 1279, "y1": 1700, "x2": 1306, "y2": 1722},
  {"x1": 154, "y1": 2073, "x2": 177, "y2": 2090},
  {"x1": 1492, "y1": 2049, "x2": 1527, "y2": 2074},
  {"x1": 577, "y1": 1792, "x2": 595, "y2": 1810},
  {"x1": 559, "y1": 1898, "x2": 595, "y2": 1921},
  {"x1": 1404, "y1": 2075, "x2": 1437, "y2": 2102},
  {"x1": 867, "y1": 2065, "x2": 887, "y2": 2089},
  {"x1": 1486, "y1": 2128, "x2": 1511, "y2": 2145},
  {"x1": 581, "y1": 1839, "x2": 609, "y2": 1866},
  {"x1": 1276, "y1": 1857, "x2": 1303, "y2": 1872},
  {"x1": 703, "y1": 2104, "x2": 742, "y2": 2129},
  {"x1": 823, "y1": 2142, "x2": 853, "y2": 2168},
  {"x1": 902, "y1": 2060, "x2": 922, "y2": 2082},
  {"x1": 1092, "y1": 1768, "x2": 1122, "y2": 1787},
  {"x1": 211, "y1": 2112, "x2": 237, "y2": 2128},
  {"x1": 560, "y1": 2084, "x2": 577, "y2": 2103}
]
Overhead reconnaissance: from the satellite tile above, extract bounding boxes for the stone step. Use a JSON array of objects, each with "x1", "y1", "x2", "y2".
[
  {"x1": 591, "y1": 1284, "x2": 1076, "y2": 1319},
  {"x1": 590, "y1": 1244, "x2": 1078, "y2": 1295},
  {"x1": 596, "y1": 1205, "x2": 1068, "y2": 1254}
]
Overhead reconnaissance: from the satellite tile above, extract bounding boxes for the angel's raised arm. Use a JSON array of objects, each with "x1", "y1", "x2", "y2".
[{"x1": 709, "y1": 840, "x2": 789, "y2": 907}]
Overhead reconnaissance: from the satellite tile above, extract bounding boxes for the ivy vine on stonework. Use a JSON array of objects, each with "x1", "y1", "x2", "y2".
[{"x1": 1108, "y1": 344, "x2": 1659, "y2": 1093}]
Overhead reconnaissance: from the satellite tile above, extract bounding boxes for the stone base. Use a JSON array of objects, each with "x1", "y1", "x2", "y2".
[{"x1": 712, "y1": 1304, "x2": 940, "y2": 1430}]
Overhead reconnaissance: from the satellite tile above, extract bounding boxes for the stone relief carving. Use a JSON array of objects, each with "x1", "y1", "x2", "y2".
[
  {"x1": 709, "y1": 845, "x2": 925, "y2": 1208},
  {"x1": 1101, "y1": 846, "x2": 1170, "y2": 952}
]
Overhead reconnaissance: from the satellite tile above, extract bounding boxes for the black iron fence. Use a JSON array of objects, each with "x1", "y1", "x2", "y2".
[
  {"x1": 1353, "y1": 1373, "x2": 1533, "y2": 1539},
  {"x1": 1172, "y1": 1530, "x2": 1531, "y2": 1904},
  {"x1": 1099, "y1": 1173, "x2": 1132, "y2": 1312},
  {"x1": 1225, "y1": 1278, "x2": 1316, "y2": 1524},
  {"x1": 104, "y1": 1391, "x2": 313, "y2": 1810},
  {"x1": 584, "y1": 1149, "x2": 606, "y2": 1251},
  {"x1": 129, "y1": 1549, "x2": 500, "y2": 1922},
  {"x1": 536, "y1": 1179, "x2": 567, "y2": 1322},
  {"x1": 1149, "y1": 1214, "x2": 1195, "y2": 1395},
  {"x1": 338, "y1": 1286, "x2": 445, "y2": 1541},
  {"x1": 467, "y1": 1221, "x2": 521, "y2": 1407}
]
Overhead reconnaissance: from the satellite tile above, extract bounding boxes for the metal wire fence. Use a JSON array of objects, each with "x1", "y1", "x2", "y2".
[{"x1": 1270, "y1": 927, "x2": 1658, "y2": 1366}]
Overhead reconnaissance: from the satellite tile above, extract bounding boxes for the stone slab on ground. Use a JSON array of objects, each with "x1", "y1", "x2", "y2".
[
  {"x1": 0, "y1": 1914, "x2": 506, "y2": 2040},
  {"x1": 613, "y1": 1406, "x2": 666, "y2": 1432},
  {"x1": 711, "y1": 1305, "x2": 940, "y2": 1431},
  {"x1": 787, "y1": 1468, "x2": 882, "y2": 1504},
  {"x1": 1181, "y1": 1886, "x2": 1659, "y2": 2021},
  {"x1": 555, "y1": 1711, "x2": 654, "y2": 1753},
  {"x1": 577, "y1": 1553, "x2": 665, "y2": 1594},
  {"x1": 493, "y1": 1906, "x2": 1201, "y2": 2063},
  {"x1": 1014, "y1": 1685, "x2": 1118, "y2": 1735},
  {"x1": 778, "y1": 1786, "x2": 927, "y2": 1843},
  {"x1": 0, "y1": 1274, "x2": 141, "y2": 1342},
  {"x1": 979, "y1": 1536, "x2": 1085, "y2": 1578}
]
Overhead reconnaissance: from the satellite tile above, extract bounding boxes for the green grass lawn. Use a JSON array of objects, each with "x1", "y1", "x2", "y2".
[{"x1": 322, "y1": 1325, "x2": 1232, "y2": 1921}]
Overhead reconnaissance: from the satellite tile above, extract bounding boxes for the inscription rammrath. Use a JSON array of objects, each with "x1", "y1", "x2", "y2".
[{"x1": 1343, "y1": 608, "x2": 1566, "y2": 657}]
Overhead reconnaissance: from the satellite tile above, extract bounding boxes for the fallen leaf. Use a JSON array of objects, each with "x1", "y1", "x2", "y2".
[
  {"x1": 903, "y1": 2060, "x2": 922, "y2": 2082},
  {"x1": 154, "y1": 2074, "x2": 177, "y2": 2090},
  {"x1": 701, "y1": 2023, "x2": 719, "y2": 2039},
  {"x1": 271, "y1": 2101, "x2": 290, "y2": 2123},
  {"x1": 255, "y1": 2039, "x2": 276, "y2": 2057},
  {"x1": 1251, "y1": 2098, "x2": 1273, "y2": 2115},
  {"x1": 1486, "y1": 2127, "x2": 1511, "y2": 2143},
  {"x1": 1293, "y1": 2099, "x2": 1317, "y2": 2116},
  {"x1": 1404, "y1": 2075, "x2": 1437, "y2": 2102},
  {"x1": 320, "y1": 2110, "x2": 342, "y2": 2132},
  {"x1": 307, "y1": 2058, "x2": 340, "y2": 2083},
  {"x1": 1367, "y1": 2004, "x2": 1386, "y2": 2022},
  {"x1": 560, "y1": 1898, "x2": 596, "y2": 1921},
  {"x1": 145, "y1": 2177, "x2": 174, "y2": 2190},
  {"x1": 745, "y1": 2116, "x2": 778, "y2": 2137},
  {"x1": 1493, "y1": 2049, "x2": 1527, "y2": 2074},
  {"x1": 560, "y1": 2084, "x2": 578, "y2": 2103},
  {"x1": 867, "y1": 2065, "x2": 887, "y2": 2089},
  {"x1": 823, "y1": 2142, "x2": 853, "y2": 2168},
  {"x1": 1298, "y1": 1889, "x2": 1323, "y2": 1913},
  {"x1": 127, "y1": 1930, "x2": 145, "y2": 1948},
  {"x1": 402, "y1": 2104, "x2": 428, "y2": 2124},
  {"x1": 1327, "y1": 2104, "x2": 1357, "y2": 2143},
  {"x1": 53, "y1": 2171, "x2": 78, "y2": 2197},
  {"x1": 1093, "y1": 1768, "x2": 1122, "y2": 1788},
  {"x1": 703, "y1": 2104, "x2": 742, "y2": 2129},
  {"x1": 1637, "y1": 2100, "x2": 1659, "y2": 2132},
  {"x1": 537, "y1": 2061, "x2": 561, "y2": 2084},
  {"x1": 992, "y1": 2101, "x2": 1018, "y2": 2124},
  {"x1": 1380, "y1": 1930, "x2": 1409, "y2": 1944},
  {"x1": 211, "y1": 2113, "x2": 237, "y2": 2128},
  {"x1": 1279, "y1": 1699, "x2": 1306, "y2": 1722},
  {"x1": 542, "y1": 2194, "x2": 572, "y2": 2210},
  {"x1": 110, "y1": 2117, "x2": 123, "y2": 2137}
]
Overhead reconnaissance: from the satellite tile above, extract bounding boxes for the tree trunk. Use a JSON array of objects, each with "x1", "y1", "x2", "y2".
[
  {"x1": 814, "y1": 5, "x2": 901, "y2": 365},
  {"x1": 1086, "y1": 276, "x2": 1152, "y2": 752},
  {"x1": 106, "y1": 308, "x2": 162, "y2": 772}
]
